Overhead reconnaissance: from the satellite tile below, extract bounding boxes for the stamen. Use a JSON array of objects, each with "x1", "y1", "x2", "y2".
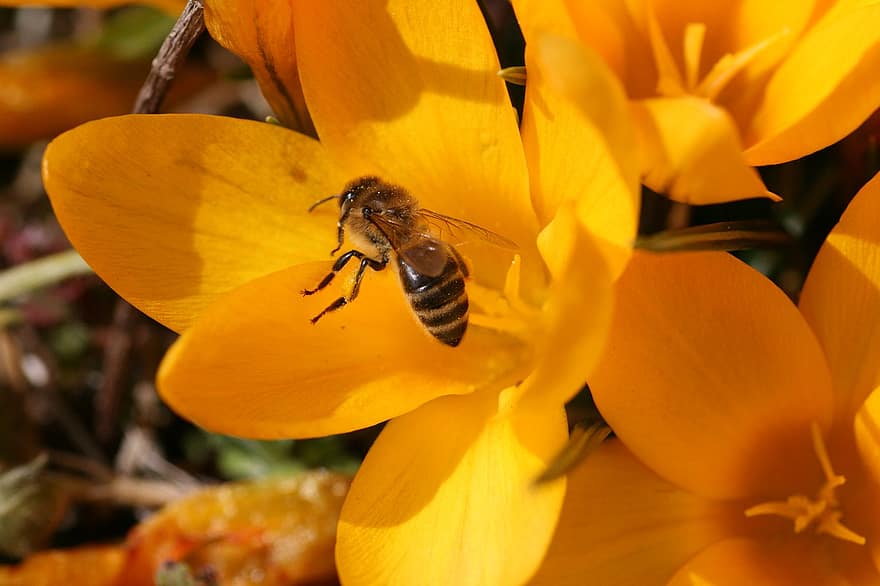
[
  {"x1": 646, "y1": 8, "x2": 685, "y2": 96},
  {"x1": 467, "y1": 255, "x2": 540, "y2": 342},
  {"x1": 744, "y1": 423, "x2": 865, "y2": 545},
  {"x1": 696, "y1": 27, "x2": 790, "y2": 101},
  {"x1": 683, "y1": 23, "x2": 706, "y2": 91}
]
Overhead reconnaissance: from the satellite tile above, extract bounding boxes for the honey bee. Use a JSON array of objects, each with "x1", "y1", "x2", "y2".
[{"x1": 303, "y1": 176, "x2": 516, "y2": 347}]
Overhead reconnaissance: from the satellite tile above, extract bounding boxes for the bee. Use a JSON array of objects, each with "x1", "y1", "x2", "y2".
[{"x1": 303, "y1": 176, "x2": 516, "y2": 347}]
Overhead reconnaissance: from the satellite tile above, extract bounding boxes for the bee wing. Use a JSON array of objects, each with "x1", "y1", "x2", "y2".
[
  {"x1": 416, "y1": 208, "x2": 519, "y2": 250},
  {"x1": 366, "y1": 212, "x2": 449, "y2": 276}
]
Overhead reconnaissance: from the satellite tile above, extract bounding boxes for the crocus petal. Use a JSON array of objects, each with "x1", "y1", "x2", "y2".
[
  {"x1": 744, "y1": 1, "x2": 880, "y2": 165},
  {"x1": 799, "y1": 171, "x2": 880, "y2": 419},
  {"x1": 43, "y1": 114, "x2": 343, "y2": 332},
  {"x1": 855, "y1": 386, "x2": 880, "y2": 497},
  {"x1": 854, "y1": 388, "x2": 880, "y2": 582},
  {"x1": 526, "y1": 206, "x2": 613, "y2": 406},
  {"x1": 564, "y1": 0, "x2": 656, "y2": 97},
  {"x1": 591, "y1": 251, "x2": 834, "y2": 500},
  {"x1": 337, "y1": 387, "x2": 567, "y2": 586},
  {"x1": 204, "y1": 0, "x2": 312, "y2": 133},
  {"x1": 291, "y1": 0, "x2": 536, "y2": 255},
  {"x1": 522, "y1": 33, "x2": 639, "y2": 279},
  {"x1": 531, "y1": 440, "x2": 734, "y2": 586},
  {"x1": 158, "y1": 262, "x2": 527, "y2": 438},
  {"x1": 632, "y1": 96, "x2": 776, "y2": 204},
  {"x1": 668, "y1": 537, "x2": 850, "y2": 586}
]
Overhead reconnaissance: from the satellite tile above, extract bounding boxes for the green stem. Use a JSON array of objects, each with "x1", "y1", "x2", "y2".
[{"x1": 0, "y1": 250, "x2": 92, "y2": 303}]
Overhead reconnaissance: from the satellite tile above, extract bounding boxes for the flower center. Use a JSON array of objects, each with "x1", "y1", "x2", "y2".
[
  {"x1": 466, "y1": 254, "x2": 541, "y2": 344},
  {"x1": 647, "y1": 16, "x2": 790, "y2": 101},
  {"x1": 744, "y1": 423, "x2": 865, "y2": 545}
]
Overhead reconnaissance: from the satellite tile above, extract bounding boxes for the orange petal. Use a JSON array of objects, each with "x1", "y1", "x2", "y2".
[
  {"x1": 522, "y1": 33, "x2": 639, "y2": 279},
  {"x1": 0, "y1": 45, "x2": 210, "y2": 149},
  {"x1": 291, "y1": 1, "x2": 537, "y2": 262},
  {"x1": 337, "y1": 387, "x2": 567, "y2": 586},
  {"x1": 856, "y1": 385, "x2": 880, "y2": 487},
  {"x1": 43, "y1": 114, "x2": 343, "y2": 332},
  {"x1": 744, "y1": 2, "x2": 880, "y2": 165},
  {"x1": 0, "y1": 546, "x2": 124, "y2": 586},
  {"x1": 854, "y1": 388, "x2": 880, "y2": 582},
  {"x1": 204, "y1": 0, "x2": 312, "y2": 133},
  {"x1": 799, "y1": 171, "x2": 880, "y2": 419},
  {"x1": 119, "y1": 471, "x2": 348, "y2": 586},
  {"x1": 0, "y1": 0, "x2": 182, "y2": 13},
  {"x1": 632, "y1": 96, "x2": 776, "y2": 204},
  {"x1": 531, "y1": 440, "x2": 734, "y2": 586},
  {"x1": 591, "y1": 251, "x2": 834, "y2": 500},
  {"x1": 668, "y1": 537, "x2": 851, "y2": 586},
  {"x1": 158, "y1": 262, "x2": 527, "y2": 438}
]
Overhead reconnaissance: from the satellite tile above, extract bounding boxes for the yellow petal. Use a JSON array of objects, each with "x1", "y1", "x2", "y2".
[
  {"x1": 744, "y1": 1, "x2": 880, "y2": 165},
  {"x1": 337, "y1": 387, "x2": 567, "y2": 586},
  {"x1": 158, "y1": 262, "x2": 526, "y2": 438},
  {"x1": 632, "y1": 96, "x2": 776, "y2": 204},
  {"x1": 565, "y1": 0, "x2": 656, "y2": 97},
  {"x1": 668, "y1": 537, "x2": 851, "y2": 586},
  {"x1": 204, "y1": 0, "x2": 312, "y2": 133},
  {"x1": 531, "y1": 440, "x2": 734, "y2": 586},
  {"x1": 724, "y1": 0, "x2": 816, "y2": 74},
  {"x1": 522, "y1": 33, "x2": 639, "y2": 279},
  {"x1": 291, "y1": 0, "x2": 537, "y2": 266},
  {"x1": 799, "y1": 171, "x2": 880, "y2": 419},
  {"x1": 43, "y1": 114, "x2": 343, "y2": 332},
  {"x1": 526, "y1": 206, "x2": 614, "y2": 406},
  {"x1": 591, "y1": 251, "x2": 834, "y2": 500}
]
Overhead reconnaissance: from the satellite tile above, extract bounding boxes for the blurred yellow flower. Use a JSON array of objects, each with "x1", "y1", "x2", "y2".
[
  {"x1": 41, "y1": 1, "x2": 640, "y2": 583},
  {"x1": 532, "y1": 173, "x2": 880, "y2": 584},
  {"x1": 515, "y1": 0, "x2": 880, "y2": 204}
]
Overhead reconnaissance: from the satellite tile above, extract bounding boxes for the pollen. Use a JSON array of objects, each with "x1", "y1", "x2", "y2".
[{"x1": 744, "y1": 423, "x2": 866, "y2": 545}]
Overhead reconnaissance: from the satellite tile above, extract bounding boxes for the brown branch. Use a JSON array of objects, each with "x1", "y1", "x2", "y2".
[
  {"x1": 96, "y1": 0, "x2": 205, "y2": 443},
  {"x1": 133, "y1": 0, "x2": 206, "y2": 114}
]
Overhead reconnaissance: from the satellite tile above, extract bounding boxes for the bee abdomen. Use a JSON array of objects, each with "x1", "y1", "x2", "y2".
[
  {"x1": 411, "y1": 287, "x2": 469, "y2": 347},
  {"x1": 402, "y1": 271, "x2": 469, "y2": 347}
]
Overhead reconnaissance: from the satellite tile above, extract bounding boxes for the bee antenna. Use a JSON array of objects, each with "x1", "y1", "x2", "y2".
[{"x1": 307, "y1": 194, "x2": 339, "y2": 213}]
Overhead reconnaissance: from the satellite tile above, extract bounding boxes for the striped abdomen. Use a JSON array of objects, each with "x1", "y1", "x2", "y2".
[{"x1": 397, "y1": 249, "x2": 469, "y2": 347}]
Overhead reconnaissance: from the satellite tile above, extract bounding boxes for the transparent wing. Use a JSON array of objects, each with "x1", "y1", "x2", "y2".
[
  {"x1": 416, "y1": 209, "x2": 519, "y2": 250},
  {"x1": 365, "y1": 212, "x2": 449, "y2": 276}
]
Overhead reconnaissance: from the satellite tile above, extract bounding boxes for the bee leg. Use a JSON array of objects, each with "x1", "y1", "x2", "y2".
[
  {"x1": 310, "y1": 256, "x2": 387, "y2": 324},
  {"x1": 302, "y1": 249, "x2": 364, "y2": 296}
]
